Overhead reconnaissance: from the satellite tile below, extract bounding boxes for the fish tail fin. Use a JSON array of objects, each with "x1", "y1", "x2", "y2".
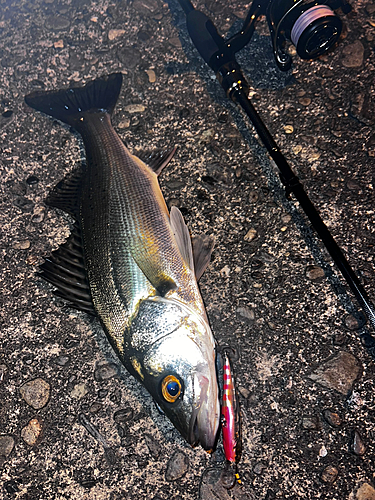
[{"x1": 25, "y1": 73, "x2": 123, "y2": 128}]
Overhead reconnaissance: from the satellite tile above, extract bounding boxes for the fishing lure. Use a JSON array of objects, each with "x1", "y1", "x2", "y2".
[{"x1": 221, "y1": 351, "x2": 241, "y2": 483}]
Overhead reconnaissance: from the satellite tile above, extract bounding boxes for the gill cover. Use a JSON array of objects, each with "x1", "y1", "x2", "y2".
[{"x1": 126, "y1": 296, "x2": 220, "y2": 451}]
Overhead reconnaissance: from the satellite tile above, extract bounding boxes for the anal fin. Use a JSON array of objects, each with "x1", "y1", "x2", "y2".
[
  {"x1": 46, "y1": 167, "x2": 83, "y2": 218},
  {"x1": 39, "y1": 222, "x2": 95, "y2": 315}
]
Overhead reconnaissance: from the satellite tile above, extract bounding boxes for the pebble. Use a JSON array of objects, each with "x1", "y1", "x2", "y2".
[
  {"x1": 117, "y1": 425, "x2": 125, "y2": 438},
  {"x1": 26, "y1": 175, "x2": 39, "y2": 186},
  {"x1": 218, "y1": 112, "x2": 228, "y2": 123},
  {"x1": 236, "y1": 306, "x2": 255, "y2": 323},
  {"x1": 108, "y1": 29, "x2": 125, "y2": 41},
  {"x1": 165, "y1": 450, "x2": 189, "y2": 482},
  {"x1": 70, "y1": 383, "x2": 88, "y2": 399},
  {"x1": 346, "y1": 180, "x2": 362, "y2": 191},
  {"x1": 138, "y1": 30, "x2": 151, "y2": 42},
  {"x1": 342, "y1": 41, "x2": 365, "y2": 68},
  {"x1": 284, "y1": 125, "x2": 294, "y2": 134},
  {"x1": 351, "y1": 430, "x2": 366, "y2": 456},
  {"x1": 257, "y1": 250, "x2": 275, "y2": 263},
  {"x1": 238, "y1": 386, "x2": 250, "y2": 398},
  {"x1": 110, "y1": 390, "x2": 120, "y2": 405},
  {"x1": 344, "y1": 314, "x2": 361, "y2": 330},
  {"x1": 45, "y1": 15, "x2": 70, "y2": 31},
  {"x1": 0, "y1": 435, "x2": 15, "y2": 458},
  {"x1": 89, "y1": 402, "x2": 103, "y2": 414},
  {"x1": 145, "y1": 69, "x2": 156, "y2": 83},
  {"x1": 333, "y1": 332, "x2": 347, "y2": 346},
  {"x1": 253, "y1": 462, "x2": 266, "y2": 474},
  {"x1": 53, "y1": 354, "x2": 70, "y2": 367},
  {"x1": 63, "y1": 337, "x2": 80, "y2": 349},
  {"x1": 308, "y1": 351, "x2": 361, "y2": 395},
  {"x1": 322, "y1": 409, "x2": 342, "y2": 428},
  {"x1": 117, "y1": 47, "x2": 141, "y2": 69},
  {"x1": 349, "y1": 482, "x2": 375, "y2": 500},
  {"x1": 244, "y1": 228, "x2": 257, "y2": 242},
  {"x1": 319, "y1": 445, "x2": 328, "y2": 457},
  {"x1": 248, "y1": 190, "x2": 258, "y2": 203},
  {"x1": 299, "y1": 97, "x2": 311, "y2": 106},
  {"x1": 118, "y1": 119, "x2": 131, "y2": 129},
  {"x1": 301, "y1": 416, "x2": 320, "y2": 430},
  {"x1": 12, "y1": 240, "x2": 31, "y2": 250},
  {"x1": 144, "y1": 433, "x2": 162, "y2": 458},
  {"x1": 305, "y1": 265, "x2": 325, "y2": 281},
  {"x1": 199, "y1": 467, "x2": 224, "y2": 499},
  {"x1": 124, "y1": 104, "x2": 146, "y2": 114},
  {"x1": 251, "y1": 259, "x2": 264, "y2": 270},
  {"x1": 94, "y1": 362, "x2": 119, "y2": 382},
  {"x1": 200, "y1": 129, "x2": 215, "y2": 143},
  {"x1": 21, "y1": 418, "x2": 43, "y2": 446},
  {"x1": 220, "y1": 468, "x2": 236, "y2": 489},
  {"x1": 132, "y1": 0, "x2": 161, "y2": 16},
  {"x1": 31, "y1": 211, "x2": 45, "y2": 224},
  {"x1": 165, "y1": 179, "x2": 185, "y2": 191},
  {"x1": 199, "y1": 466, "x2": 246, "y2": 499},
  {"x1": 169, "y1": 37, "x2": 182, "y2": 48},
  {"x1": 54, "y1": 39, "x2": 64, "y2": 49},
  {"x1": 179, "y1": 107, "x2": 190, "y2": 119},
  {"x1": 0, "y1": 364, "x2": 7, "y2": 383},
  {"x1": 20, "y1": 378, "x2": 50, "y2": 409},
  {"x1": 235, "y1": 167, "x2": 242, "y2": 178},
  {"x1": 113, "y1": 407, "x2": 134, "y2": 424},
  {"x1": 308, "y1": 152, "x2": 321, "y2": 162},
  {"x1": 97, "y1": 389, "x2": 108, "y2": 399},
  {"x1": 321, "y1": 465, "x2": 338, "y2": 483}
]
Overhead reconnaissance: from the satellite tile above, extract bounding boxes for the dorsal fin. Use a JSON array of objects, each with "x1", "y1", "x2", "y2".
[
  {"x1": 135, "y1": 147, "x2": 177, "y2": 175},
  {"x1": 170, "y1": 206, "x2": 194, "y2": 272},
  {"x1": 45, "y1": 167, "x2": 83, "y2": 218},
  {"x1": 39, "y1": 222, "x2": 95, "y2": 315},
  {"x1": 192, "y1": 234, "x2": 215, "y2": 281}
]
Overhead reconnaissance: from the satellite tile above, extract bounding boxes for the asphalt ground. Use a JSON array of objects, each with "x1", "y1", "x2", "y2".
[{"x1": 0, "y1": 0, "x2": 375, "y2": 499}]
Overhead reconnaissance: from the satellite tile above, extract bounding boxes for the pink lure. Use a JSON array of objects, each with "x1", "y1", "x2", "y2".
[{"x1": 221, "y1": 351, "x2": 241, "y2": 464}]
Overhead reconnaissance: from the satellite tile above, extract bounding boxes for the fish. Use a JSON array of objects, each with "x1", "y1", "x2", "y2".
[
  {"x1": 25, "y1": 73, "x2": 220, "y2": 451},
  {"x1": 221, "y1": 351, "x2": 241, "y2": 468}
]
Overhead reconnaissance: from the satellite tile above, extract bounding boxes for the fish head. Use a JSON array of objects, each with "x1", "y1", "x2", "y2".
[{"x1": 127, "y1": 297, "x2": 220, "y2": 451}]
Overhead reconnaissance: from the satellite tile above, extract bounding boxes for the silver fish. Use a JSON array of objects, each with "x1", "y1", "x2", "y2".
[{"x1": 25, "y1": 73, "x2": 220, "y2": 450}]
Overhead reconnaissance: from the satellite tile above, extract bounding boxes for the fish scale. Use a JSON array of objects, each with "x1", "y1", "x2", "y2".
[{"x1": 79, "y1": 114, "x2": 129, "y2": 352}]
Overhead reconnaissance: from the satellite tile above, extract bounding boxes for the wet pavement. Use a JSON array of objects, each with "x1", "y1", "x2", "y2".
[{"x1": 1, "y1": 0, "x2": 375, "y2": 498}]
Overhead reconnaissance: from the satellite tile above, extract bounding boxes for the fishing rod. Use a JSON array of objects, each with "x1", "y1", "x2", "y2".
[{"x1": 175, "y1": 0, "x2": 375, "y2": 357}]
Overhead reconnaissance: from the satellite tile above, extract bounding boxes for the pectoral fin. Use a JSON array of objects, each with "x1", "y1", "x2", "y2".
[
  {"x1": 170, "y1": 206, "x2": 194, "y2": 271},
  {"x1": 170, "y1": 206, "x2": 214, "y2": 280},
  {"x1": 192, "y1": 234, "x2": 215, "y2": 281}
]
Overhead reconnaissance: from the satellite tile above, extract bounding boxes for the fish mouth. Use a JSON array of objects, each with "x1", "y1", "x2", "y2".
[{"x1": 188, "y1": 373, "x2": 220, "y2": 451}]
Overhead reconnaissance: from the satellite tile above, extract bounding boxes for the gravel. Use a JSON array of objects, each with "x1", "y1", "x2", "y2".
[{"x1": 1, "y1": 0, "x2": 375, "y2": 498}]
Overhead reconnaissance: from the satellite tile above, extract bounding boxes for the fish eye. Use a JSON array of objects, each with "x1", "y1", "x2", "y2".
[{"x1": 161, "y1": 375, "x2": 182, "y2": 403}]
